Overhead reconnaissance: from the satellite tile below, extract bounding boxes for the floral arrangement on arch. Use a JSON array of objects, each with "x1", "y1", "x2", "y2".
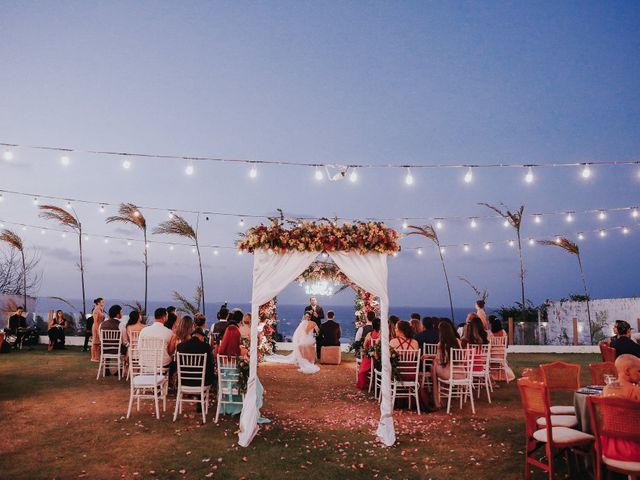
[
  {"x1": 258, "y1": 298, "x2": 278, "y2": 358},
  {"x1": 236, "y1": 219, "x2": 401, "y2": 255},
  {"x1": 354, "y1": 288, "x2": 379, "y2": 328},
  {"x1": 296, "y1": 261, "x2": 350, "y2": 289}
]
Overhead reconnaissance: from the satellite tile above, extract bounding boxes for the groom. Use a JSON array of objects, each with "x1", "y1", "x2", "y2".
[{"x1": 304, "y1": 296, "x2": 324, "y2": 358}]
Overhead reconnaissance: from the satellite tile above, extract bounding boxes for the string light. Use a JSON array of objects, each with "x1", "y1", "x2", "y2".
[
  {"x1": 528, "y1": 238, "x2": 535, "y2": 246},
  {"x1": 404, "y1": 168, "x2": 414, "y2": 186},
  {"x1": 508, "y1": 240, "x2": 515, "y2": 247},
  {"x1": 599, "y1": 229, "x2": 606, "y2": 238},
  {"x1": 464, "y1": 167, "x2": 473, "y2": 183},
  {"x1": 66, "y1": 201, "x2": 72, "y2": 209},
  {"x1": 213, "y1": 249, "x2": 219, "y2": 256},
  {"x1": 185, "y1": 162, "x2": 195, "y2": 176},
  {"x1": 555, "y1": 236, "x2": 561, "y2": 244},
  {"x1": 578, "y1": 233, "x2": 585, "y2": 241},
  {"x1": 417, "y1": 248, "x2": 423, "y2": 255},
  {"x1": 249, "y1": 165, "x2": 258, "y2": 178},
  {"x1": 402, "y1": 220, "x2": 408, "y2": 230},
  {"x1": 581, "y1": 164, "x2": 592, "y2": 179},
  {"x1": 565, "y1": 213, "x2": 574, "y2": 223},
  {"x1": 622, "y1": 227, "x2": 629, "y2": 235},
  {"x1": 104, "y1": 238, "x2": 109, "y2": 244},
  {"x1": 484, "y1": 243, "x2": 491, "y2": 251},
  {"x1": 145, "y1": 243, "x2": 150, "y2": 249},
  {"x1": 524, "y1": 167, "x2": 534, "y2": 184},
  {"x1": 239, "y1": 217, "x2": 245, "y2": 227},
  {"x1": 463, "y1": 244, "x2": 470, "y2": 252},
  {"x1": 470, "y1": 218, "x2": 478, "y2": 229},
  {"x1": 133, "y1": 210, "x2": 140, "y2": 217},
  {"x1": 122, "y1": 159, "x2": 132, "y2": 170},
  {"x1": 191, "y1": 247, "x2": 196, "y2": 254},
  {"x1": 2, "y1": 150, "x2": 13, "y2": 161},
  {"x1": 534, "y1": 215, "x2": 542, "y2": 224},
  {"x1": 632, "y1": 209, "x2": 639, "y2": 219},
  {"x1": 60, "y1": 155, "x2": 70, "y2": 166},
  {"x1": 0, "y1": 193, "x2": 4, "y2": 202},
  {"x1": 314, "y1": 167, "x2": 324, "y2": 181},
  {"x1": 440, "y1": 246, "x2": 446, "y2": 254},
  {"x1": 598, "y1": 211, "x2": 607, "y2": 220},
  {"x1": 435, "y1": 220, "x2": 443, "y2": 230},
  {"x1": 22, "y1": 226, "x2": 27, "y2": 231},
  {"x1": 349, "y1": 168, "x2": 358, "y2": 183},
  {"x1": 32, "y1": 197, "x2": 38, "y2": 205},
  {"x1": 126, "y1": 241, "x2": 132, "y2": 246},
  {"x1": 169, "y1": 245, "x2": 174, "y2": 251},
  {"x1": 168, "y1": 211, "x2": 175, "y2": 219},
  {"x1": 503, "y1": 219, "x2": 509, "y2": 228},
  {"x1": 40, "y1": 229, "x2": 46, "y2": 235},
  {"x1": 61, "y1": 232, "x2": 66, "y2": 238},
  {"x1": 99, "y1": 205, "x2": 105, "y2": 214},
  {"x1": 84, "y1": 235, "x2": 89, "y2": 241}
]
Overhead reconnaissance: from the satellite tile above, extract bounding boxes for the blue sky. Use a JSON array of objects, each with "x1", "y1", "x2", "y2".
[{"x1": 1, "y1": 1, "x2": 639, "y2": 310}]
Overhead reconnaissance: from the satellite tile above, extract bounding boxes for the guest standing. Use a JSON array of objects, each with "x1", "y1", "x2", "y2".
[
  {"x1": 355, "y1": 311, "x2": 374, "y2": 343},
  {"x1": 475, "y1": 300, "x2": 488, "y2": 330},
  {"x1": 90, "y1": 298, "x2": 105, "y2": 362},
  {"x1": 357, "y1": 317, "x2": 380, "y2": 389},
  {"x1": 239, "y1": 313, "x2": 252, "y2": 340}
]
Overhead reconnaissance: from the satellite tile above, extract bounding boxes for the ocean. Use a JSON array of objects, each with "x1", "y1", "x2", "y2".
[{"x1": 32, "y1": 298, "x2": 471, "y2": 342}]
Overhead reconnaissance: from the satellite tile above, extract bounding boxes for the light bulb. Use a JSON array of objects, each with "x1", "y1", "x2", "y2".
[
  {"x1": 60, "y1": 155, "x2": 70, "y2": 166},
  {"x1": 464, "y1": 167, "x2": 473, "y2": 183},
  {"x1": 534, "y1": 215, "x2": 541, "y2": 224},
  {"x1": 484, "y1": 243, "x2": 491, "y2": 251},
  {"x1": 2, "y1": 150, "x2": 13, "y2": 161},
  {"x1": 314, "y1": 167, "x2": 324, "y2": 181},
  {"x1": 0, "y1": 193, "x2": 3, "y2": 202},
  {"x1": 417, "y1": 248, "x2": 423, "y2": 256},
  {"x1": 126, "y1": 241, "x2": 132, "y2": 246},
  {"x1": 213, "y1": 249, "x2": 219, "y2": 256},
  {"x1": 168, "y1": 212, "x2": 174, "y2": 219},
  {"x1": 463, "y1": 244, "x2": 470, "y2": 252},
  {"x1": 402, "y1": 220, "x2": 408, "y2": 230},
  {"x1": 599, "y1": 229, "x2": 606, "y2": 238},
  {"x1": 169, "y1": 245, "x2": 174, "y2": 251},
  {"x1": 249, "y1": 165, "x2": 258, "y2": 178},
  {"x1": 404, "y1": 168, "x2": 414, "y2": 185},
  {"x1": 632, "y1": 209, "x2": 639, "y2": 219},
  {"x1": 239, "y1": 217, "x2": 245, "y2": 226},
  {"x1": 40, "y1": 229, "x2": 46, "y2": 235},
  {"x1": 84, "y1": 235, "x2": 89, "y2": 241},
  {"x1": 508, "y1": 240, "x2": 515, "y2": 247},
  {"x1": 185, "y1": 163, "x2": 194, "y2": 175},
  {"x1": 555, "y1": 236, "x2": 561, "y2": 244},
  {"x1": 122, "y1": 159, "x2": 131, "y2": 169},
  {"x1": 503, "y1": 219, "x2": 509, "y2": 228},
  {"x1": 104, "y1": 238, "x2": 109, "y2": 244},
  {"x1": 435, "y1": 220, "x2": 443, "y2": 230},
  {"x1": 565, "y1": 213, "x2": 574, "y2": 223},
  {"x1": 598, "y1": 211, "x2": 607, "y2": 220},
  {"x1": 99, "y1": 205, "x2": 105, "y2": 213},
  {"x1": 524, "y1": 167, "x2": 534, "y2": 184},
  {"x1": 145, "y1": 242, "x2": 150, "y2": 249},
  {"x1": 528, "y1": 238, "x2": 535, "y2": 246},
  {"x1": 578, "y1": 233, "x2": 585, "y2": 241},
  {"x1": 66, "y1": 201, "x2": 72, "y2": 209},
  {"x1": 622, "y1": 227, "x2": 629, "y2": 235},
  {"x1": 191, "y1": 247, "x2": 196, "y2": 254},
  {"x1": 439, "y1": 246, "x2": 446, "y2": 254},
  {"x1": 61, "y1": 232, "x2": 66, "y2": 238},
  {"x1": 349, "y1": 169, "x2": 358, "y2": 183},
  {"x1": 238, "y1": 250, "x2": 243, "y2": 256},
  {"x1": 33, "y1": 197, "x2": 39, "y2": 205},
  {"x1": 133, "y1": 210, "x2": 140, "y2": 217},
  {"x1": 470, "y1": 218, "x2": 477, "y2": 229},
  {"x1": 22, "y1": 226, "x2": 27, "y2": 231},
  {"x1": 581, "y1": 164, "x2": 592, "y2": 179}
]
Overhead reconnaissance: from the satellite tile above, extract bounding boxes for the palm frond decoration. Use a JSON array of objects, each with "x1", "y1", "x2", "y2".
[
  {"x1": 124, "y1": 300, "x2": 144, "y2": 314},
  {"x1": 39, "y1": 205, "x2": 87, "y2": 317},
  {"x1": 154, "y1": 214, "x2": 206, "y2": 314},
  {"x1": 480, "y1": 202, "x2": 527, "y2": 321},
  {"x1": 539, "y1": 236, "x2": 594, "y2": 343},
  {"x1": 458, "y1": 276, "x2": 489, "y2": 303},
  {"x1": 106, "y1": 203, "x2": 148, "y2": 315},
  {"x1": 406, "y1": 224, "x2": 454, "y2": 321},
  {"x1": 0, "y1": 229, "x2": 27, "y2": 309},
  {"x1": 172, "y1": 286, "x2": 203, "y2": 316}
]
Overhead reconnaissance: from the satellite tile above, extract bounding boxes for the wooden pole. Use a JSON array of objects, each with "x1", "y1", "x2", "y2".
[
  {"x1": 572, "y1": 317, "x2": 579, "y2": 346},
  {"x1": 508, "y1": 317, "x2": 514, "y2": 345}
]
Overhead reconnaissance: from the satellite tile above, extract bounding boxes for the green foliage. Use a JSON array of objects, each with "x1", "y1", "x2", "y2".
[{"x1": 495, "y1": 300, "x2": 542, "y2": 323}]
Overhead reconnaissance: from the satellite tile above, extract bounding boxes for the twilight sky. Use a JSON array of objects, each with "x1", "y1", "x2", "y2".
[{"x1": 1, "y1": 1, "x2": 639, "y2": 311}]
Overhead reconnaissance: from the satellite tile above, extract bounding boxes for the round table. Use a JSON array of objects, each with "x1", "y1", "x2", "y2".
[{"x1": 574, "y1": 387, "x2": 603, "y2": 434}]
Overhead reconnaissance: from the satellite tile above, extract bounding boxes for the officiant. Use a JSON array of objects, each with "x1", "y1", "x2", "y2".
[{"x1": 304, "y1": 296, "x2": 324, "y2": 358}]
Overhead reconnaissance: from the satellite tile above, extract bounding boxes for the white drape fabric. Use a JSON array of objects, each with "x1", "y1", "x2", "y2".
[
  {"x1": 238, "y1": 250, "x2": 318, "y2": 447},
  {"x1": 329, "y1": 252, "x2": 395, "y2": 446}
]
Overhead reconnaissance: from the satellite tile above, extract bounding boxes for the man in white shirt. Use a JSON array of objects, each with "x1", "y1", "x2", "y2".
[{"x1": 138, "y1": 307, "x2": 175, "y2": 368}]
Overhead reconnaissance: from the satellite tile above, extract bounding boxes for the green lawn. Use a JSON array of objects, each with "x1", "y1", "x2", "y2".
[{"x1": 0, "y1": 347, "x2": 599, "y2": 479}]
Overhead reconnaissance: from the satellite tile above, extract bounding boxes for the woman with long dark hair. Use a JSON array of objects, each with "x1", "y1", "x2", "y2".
[{"x1": 431, "y1": 321, "x2": 462, "y2": 408}]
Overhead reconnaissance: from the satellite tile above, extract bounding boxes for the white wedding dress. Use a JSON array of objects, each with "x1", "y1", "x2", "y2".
[{"x1": 264, "y1": 318, "x2": 320, "y2": 375}]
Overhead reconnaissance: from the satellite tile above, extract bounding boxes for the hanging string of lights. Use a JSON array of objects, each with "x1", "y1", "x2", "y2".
[
  {"x1": 2, "y1": 141, "x2": 640, "y2": 185},
  {"x1": 0, "y1": 187, "x2": 638, "y2": 226}
]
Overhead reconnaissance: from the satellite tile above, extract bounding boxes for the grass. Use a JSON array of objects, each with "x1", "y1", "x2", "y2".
[{"x1": 0, "y1": 347, "x2": 599, "y2": 480}]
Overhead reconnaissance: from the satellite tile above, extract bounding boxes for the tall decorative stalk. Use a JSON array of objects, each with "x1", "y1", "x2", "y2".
[
  {"x1": 106, "y1": 204, "x2": 148, "y2": 315},
  {"x1": 0, "y1": 229, "x2": 27, "y2": 309},
  {"x1": 538, "y1": 237, "x2": 593, "y2": 343},
  {"x1": 154, "y1": 213, "x2": 205, "y2": 315},
  {"x1": 480, "y1": 203, "x2": 526, "y2": 322},
  {"x1": 407, "y1": 224, "x2": 455, "y2": 322},
  {"x1": 39, "y1": 205, "x2": 87, "y2": 320}
]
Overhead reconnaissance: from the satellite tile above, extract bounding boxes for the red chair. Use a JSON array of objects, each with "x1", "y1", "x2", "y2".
[
  {"x1": 587, "y1": 395, "x2": 640, "y2": 479},
  {"x1": 518, "y1": 378, "x2": 594, "y2": 479},
  {"x1": 602, "y1": 345, "x2": 616, "y2": 363},
  {"x1": 589, "y1": 362, "x2": 616, "y2": 386},
  {"x1": 540, "y1": 362, "x2": 581, "y2": 415}
]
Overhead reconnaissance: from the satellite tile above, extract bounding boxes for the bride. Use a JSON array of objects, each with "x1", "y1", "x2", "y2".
[{"x1": 265, "y1": 312, "x2": 320, "y2": 374}]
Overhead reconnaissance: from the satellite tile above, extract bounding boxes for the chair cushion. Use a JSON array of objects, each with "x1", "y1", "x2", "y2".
[
  {"x1": 602, "y1": 456, "x2": 640, "y2": 472},
  {"x1": 533, "y1": 427, "x2": 594, "y2": 446},
  {"x1": 536, "y1": 415, "x2": 579, "y2": 428},
  {"x1": 132, "y1": 374, "x2": 165, "y2": 386},
  {"x1": 550, "y1": 405, "x2": 576, "y2": 415},
  {"x1": 320, "y1": 346, "x2": 342, "y2": 365}
]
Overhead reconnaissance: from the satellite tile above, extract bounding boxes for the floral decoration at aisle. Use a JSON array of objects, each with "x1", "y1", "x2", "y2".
[
  {"x1": 354, "y1": 288, "x2": 379, "y2": 328},
  {"x1": 258, "y1": 298, "x2": 278, "y2": 358}
]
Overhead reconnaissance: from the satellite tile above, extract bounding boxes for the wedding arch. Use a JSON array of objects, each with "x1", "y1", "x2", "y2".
[{"x1": 235, "y1": 219, "x2": 401, "y2": 447}]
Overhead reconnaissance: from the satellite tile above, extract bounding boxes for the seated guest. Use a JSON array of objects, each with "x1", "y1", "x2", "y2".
[
  {"x1": 459, "y1": 312, "x2": 479, "y2": 341},
  {"x1": 211, "y1": 303, "x2": 229, "y2": 345},
  {"x1": 239, "y1": 313, "x2": 252, "y2": 340},
  {"x1": 438, "y1": 318, "x2": 459, "y2": 339},
  {"x1": 176, "y1": 316, "x2": 215, "y2": 387},
  {"x1": 601, "y1": 354, "x2": 640, "y2": 462},
  {"x1": 218, "y1": 310, "x2": 245, "y2": 357},
  {"x1": 47, "y1": 310, "x2": 67, "y2": 351},
  {"x1": 475, "y1": 300, "x2": 487, "y2": 329},
  {"x1": 462, "y1": 316, "x2": 488, "y2": 348},
  {"x1": 138, "y1": 308, "x2": 176, "y2": 370},
  {"x1": 489, "y1": 316, "x2": 506, "y2": 337},
  {"x1": 8, "y1": 306, "x2": 27, "y2": 350},
  {"x1": 431, "y1": 321, "x2": 463, "y2": 408},
  {"x1": 390, "y1": 320, "x2": 419, "y2": 351},
  {"x1": 171, "y1": 315, "x2": 194, "y2": 352},
  {"x1": 611, "y1": 321, "x2": 640, "y2": 358},
  {"x1": 99, "y1": 305, "x2": 123, "y2": 374},
  {"x1": 165, "y1": 306, "x2": 178, "y2": 331},
  {"x1": 193, "y1": 314, "x2": 207, "y2": 342},
  {"x1": 357, "y1": 317, "x2": 380, "y2": 389},
  {"x1": 319, "y1": 311, "x2": 341, "y2": 347},
  {"x1": 355, "y1": 311, "x2": 375, "y2": 343},
  {"x1": 410, "y1": 312, "x2": 423, "y2": 337},
  {"x1": 123, "y1": 310, "x2": 145, "y2": 347},
  {"x1": 415, "y1": 317, "x2": 439, "y2": 351},
  {"x1": 388, "y1": 315, "x2": 400, "y2": 340}
]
